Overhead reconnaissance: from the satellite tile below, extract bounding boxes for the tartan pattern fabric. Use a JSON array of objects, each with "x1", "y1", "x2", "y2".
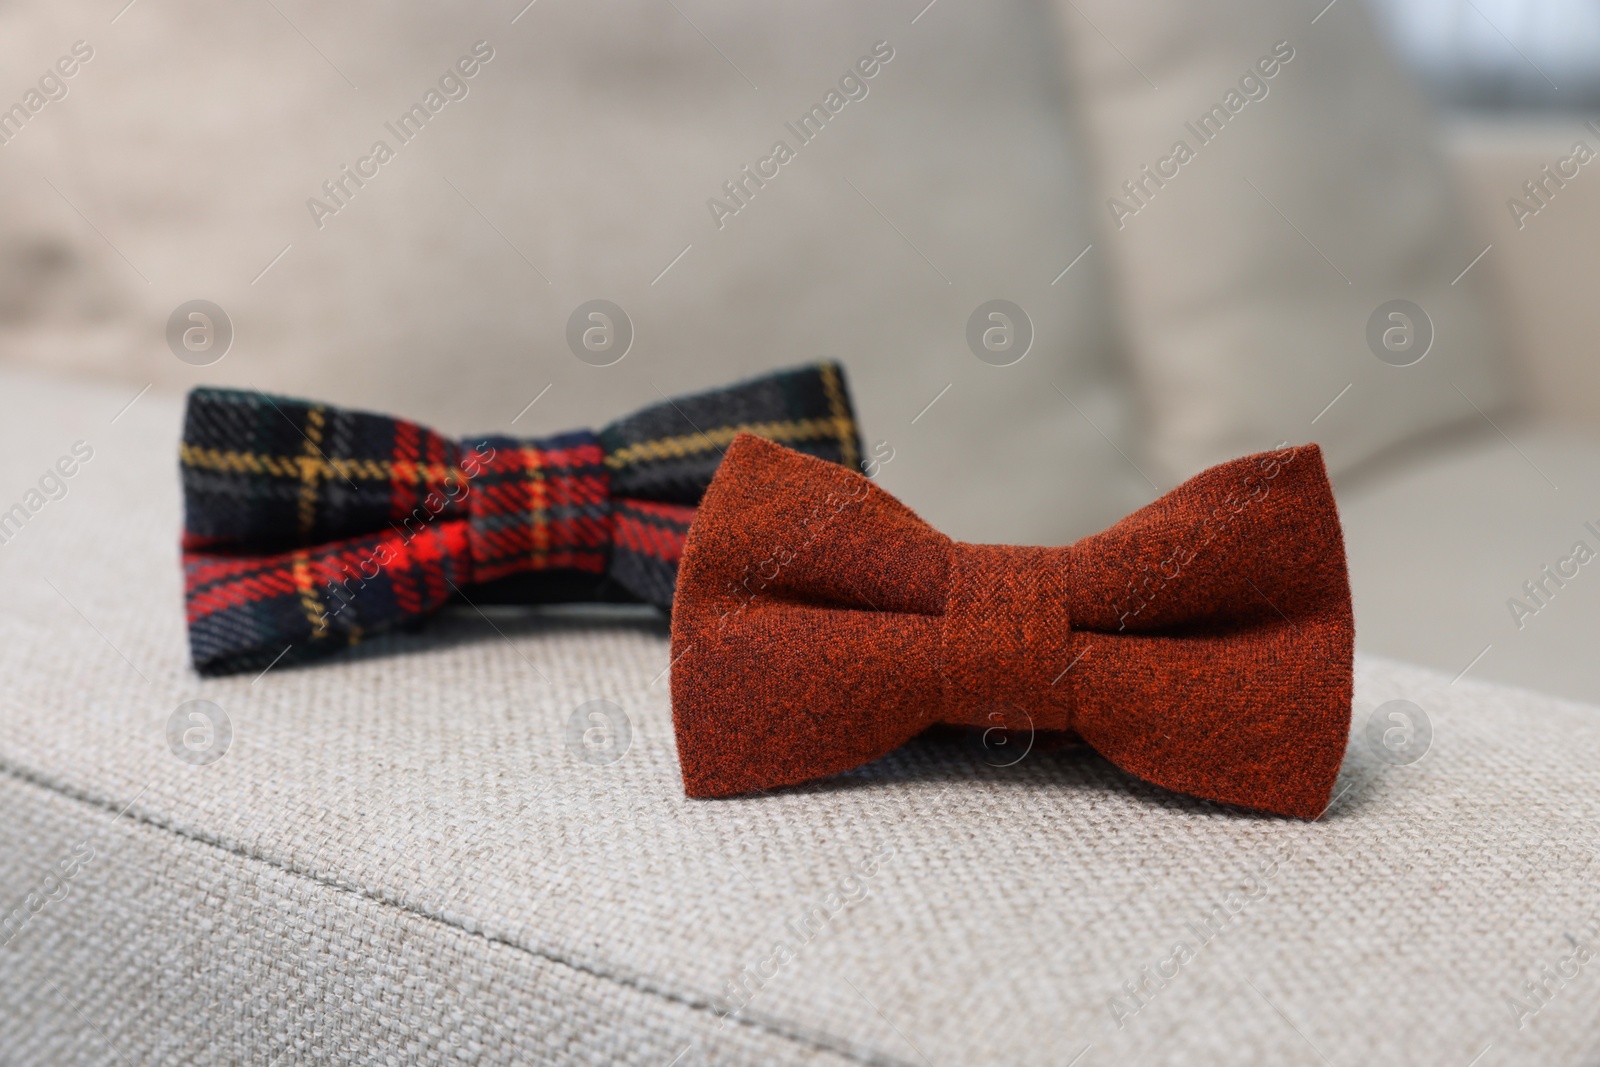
[
  {"x1": 610, "y1": 500, "x2": 698, "y2": 610},
  {"x1": 466, "y1": 432, "x2": 611, "y2": 582},
  {"x1": 182, "y1": 363, "x2": 862, "y2": 675},
  {"x1": 181, "y1": 393, "x2": 463, "y2": 553}
]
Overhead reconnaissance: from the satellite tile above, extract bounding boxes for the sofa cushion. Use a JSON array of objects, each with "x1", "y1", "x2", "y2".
[
  {"x1": 1053, "y1": 0, "x2": 1508, "y2": 484},
  {"x1": 3, "y1": 373, "x2": 1599, "y2": 1065},
  {"x1": 0, "y1": 0, "x2": 1139, "y2": 547}
]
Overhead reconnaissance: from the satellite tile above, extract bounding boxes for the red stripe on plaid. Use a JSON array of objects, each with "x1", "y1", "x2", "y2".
[
  {"x1": 391, "y1": 555, "x2": 423, "y2": 619},
  {"x1": 468, "y1": 438, "x2": 610, "y2": 579},
  {"x1": 482, "y1": 442, "x2": 604, "y2": 478},
  {"x1": 389, "y1": 419, "x2": 424, "y2": 617},
  {"x1": 184, "y1": 565, "x2": 301, "y2": 621},
  {"x1": 470, "y1": 512, "x2": 611, "y2": 563},
  {"x1": 614, "y1": 501, "x2": 695, "y2": 564},
  {"x1": 185, "y1": 523, "x2": 474, "y2": 622},
  {"x1": 390, "y1": 420, "x2": 419, "y2": 520},
  {"x1": 184, "y1": 551, "x2": 277, "y2": 585},
  {"x1": 421, "y1": 500, "x2": 451, "y2": 608},
  {"x1": 619, "y1": 500, "x2": 696, "y2": 523},
  {"x1": 391, "y1": 522, "x2": 469, "y2": 616},
  {"x1": 469, "y1": 480, "x2": 607, "y2": 524}
]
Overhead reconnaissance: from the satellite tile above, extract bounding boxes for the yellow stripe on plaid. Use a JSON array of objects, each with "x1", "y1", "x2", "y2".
[
  {"x1": 603, "y1": 416, "x2": 855, "y2": 470},
  {"x1": 180, "y1": 443, "x2": 462, "y2": 485},
  {"x1": 297, "y1": 407, "x2": 327, "y2": 538},
  {"x1": 819, "y1": 363, "x2": 859, "y2": 473},
  {"x1": 291, "y1": 551, "x2": 330, "y2": 638},
  {"x1": 183, "y1": 401, "x2": 855, "y2": 499}
]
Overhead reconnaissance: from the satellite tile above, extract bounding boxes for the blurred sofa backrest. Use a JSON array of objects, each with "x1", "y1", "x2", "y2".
[
  {"x1": 0, "y1": 0, "x2": 1507, "y2": 541},
  {"x1": 1052, "y1": 0, "x2": 1507, "y2": 484},
  {"x1": 0, "y1": 0, "x2": 1151, "y2": 544}
]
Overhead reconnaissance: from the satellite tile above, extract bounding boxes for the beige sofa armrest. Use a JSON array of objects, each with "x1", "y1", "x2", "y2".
[{"x1": 1444, "y1": 117, "x2": 1600, "y2": 427}]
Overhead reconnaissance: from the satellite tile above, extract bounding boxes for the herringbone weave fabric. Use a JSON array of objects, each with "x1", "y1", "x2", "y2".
[{"x1": 672, "y1": 434, "x2": 1352, "y2": 818}]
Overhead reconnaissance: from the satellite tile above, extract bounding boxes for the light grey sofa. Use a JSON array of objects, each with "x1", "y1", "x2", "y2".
[
  {"x1": 2, "y1": 365, "x2": 1600, "y2": 1066},
  {"x1": 5, "y1": 0, "x2": 1600, "y2": 1062}
]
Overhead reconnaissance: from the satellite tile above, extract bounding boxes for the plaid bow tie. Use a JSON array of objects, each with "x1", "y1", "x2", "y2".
[
  {"x1": 182, "y1": 364, "x2": 862, "y2": 676},
  {"x1": 670, "y1": 434, "x2": 1354, "y2": 818}
]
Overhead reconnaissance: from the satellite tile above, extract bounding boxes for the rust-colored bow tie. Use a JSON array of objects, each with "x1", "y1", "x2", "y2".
[{"x1": 670, "y1": 434, "x2": 1354, "y2": 818}]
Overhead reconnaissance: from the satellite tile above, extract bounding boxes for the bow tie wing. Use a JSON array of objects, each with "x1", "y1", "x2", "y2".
[
  {"x1": 185, "y1": 523, "x2": 473, "y2": 675},
  {"x1": 1060, "y1": 445, "x2": 1354, "y2": 818},
  {"x1": 600, "y1": 362, "x2": 864, "y2": 504},
  {"x1": 181, "y1": 387, "x2": 464, "y2": 552},
  {"x1": 596, "y1": 361, "x2": 865, "y2": 611},
  {"x1": 670, "y1": 433, "x2": 951, "y2": 797}
]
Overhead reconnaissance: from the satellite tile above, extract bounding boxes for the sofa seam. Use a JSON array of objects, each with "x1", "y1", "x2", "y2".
[{"x1": 0, "y1": 757, "x2": 918, "y2": 1067}]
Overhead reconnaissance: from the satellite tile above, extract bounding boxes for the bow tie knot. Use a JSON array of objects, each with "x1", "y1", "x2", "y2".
[
  {"x1": 941, "y1": 543, "x2": 1073, "y2": 730},
  {"x1": 462, "y1": 431, "x2": 611, "y2": 583}
]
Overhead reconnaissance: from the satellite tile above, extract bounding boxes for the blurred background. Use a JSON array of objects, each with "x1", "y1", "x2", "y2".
[{"x1": 1, "y1": 0, "x2": 1598, "y2": 702}]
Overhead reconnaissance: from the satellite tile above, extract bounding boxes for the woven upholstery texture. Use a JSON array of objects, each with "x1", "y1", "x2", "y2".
[{"x1": 2, "y1": 369, "x2": 1600, "y2": 1066}]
